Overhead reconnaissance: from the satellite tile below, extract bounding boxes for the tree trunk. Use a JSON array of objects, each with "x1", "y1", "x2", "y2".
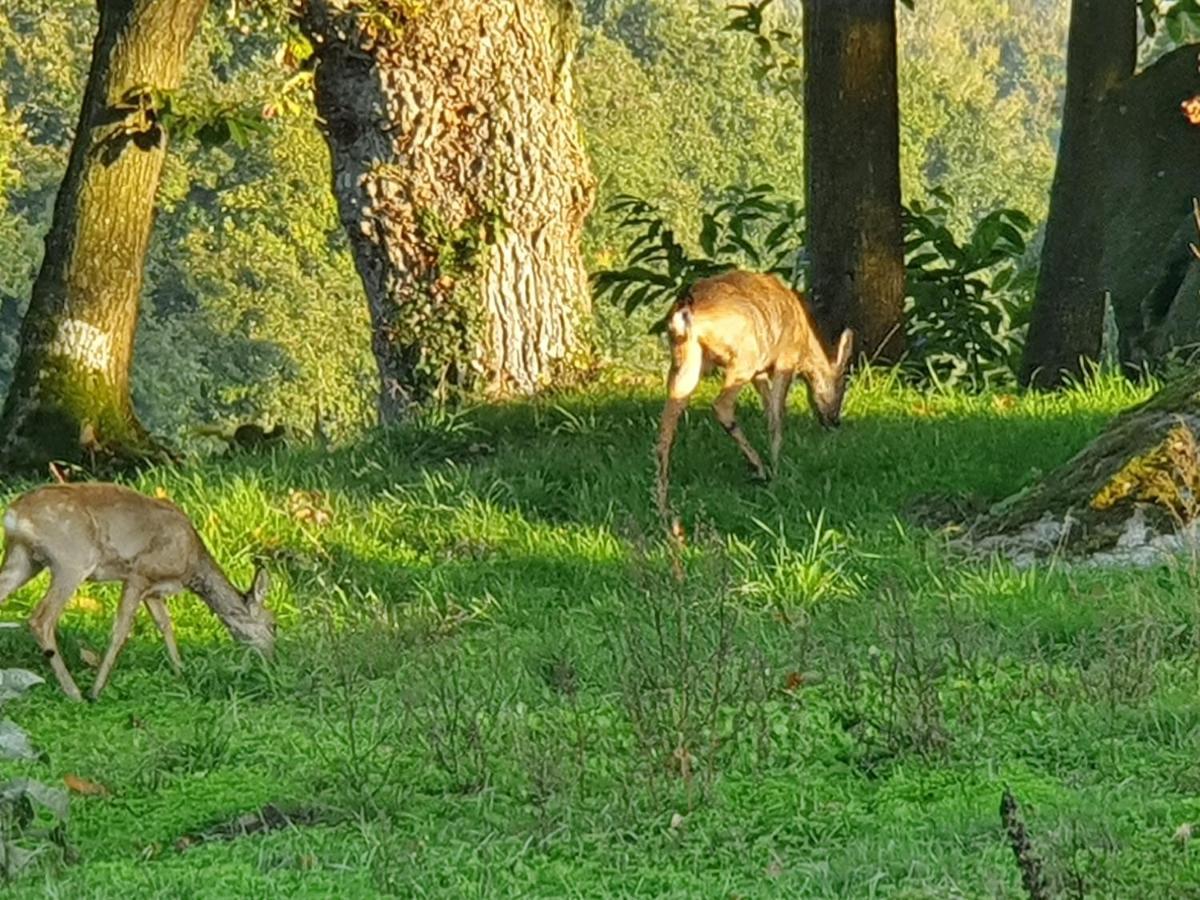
[
  {"x1": 971, "y1": 370, "x2": 1200, "y2": 565},
  {"x1": 1096, "y1": 46, "x2": 1200, "y2": 364},
  {"x1": 0, "y1": 0, "x2": 205, "y2": 469},
  {"x1": 802, "y1": 0, "x2": 905, "y2": 363},
  {"x1": 299, "y1": 1, "x2": 595, "y2": 421},
  {"x1": 1019, "y1": 0, "x2": 1135, "y2": 389}
]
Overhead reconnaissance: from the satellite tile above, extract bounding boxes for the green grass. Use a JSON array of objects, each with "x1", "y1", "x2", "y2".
[{"x1": 4, "y1": 370, "x2": 1200, "y2": 897}]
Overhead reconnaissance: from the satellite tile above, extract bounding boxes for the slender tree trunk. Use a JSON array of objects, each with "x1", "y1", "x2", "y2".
[
  {"x1": 802, "y1": 0, "x2": 905, "y2": 363},
  {"x1": 300, "y1": 1, "x2": 595, "y2": 421},
  {"x1": 0, "y1": 0, "x2": 205, "y2": 469},
  {"x1": 1019, "y1": 0, "x2": 1135, "y2": 389}
]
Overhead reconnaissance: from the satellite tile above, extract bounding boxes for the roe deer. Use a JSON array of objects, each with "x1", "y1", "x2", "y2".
[
  {"x1": 656, "y1": 270, "x2": 853, "y2": 514},
  {"x1": 0, "y1": 482, "x2": 275, "y2": 701}
]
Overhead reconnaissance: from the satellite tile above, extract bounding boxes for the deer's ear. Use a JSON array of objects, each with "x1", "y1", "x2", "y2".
[
  {"x1": 248, "y1": 567, "x2": 270, "y2": 608},
  {"x1": 835, "y1": 329, "x2": 854, "y2": 371}
]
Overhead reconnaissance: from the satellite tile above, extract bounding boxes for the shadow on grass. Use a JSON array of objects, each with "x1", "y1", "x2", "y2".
[{"x1": 207, "y1": 391, "x2": 1120, "y2": 541}]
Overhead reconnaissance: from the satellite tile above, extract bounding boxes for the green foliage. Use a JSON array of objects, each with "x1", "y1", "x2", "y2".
[
  {"x1": 152, "y1": 10, "x2": 376, "y2": 440},
  {"x1": 1141, "y1": 0, "x2": 1200, "y2": 46},
  {"x1": 592, "y1": 185, "x2": 804, "y2": 330},
  {"x1": 723, "y1": 0, "x2": 1064, "y2": 235},
  {"x1": 897, "y1": 0, "x2": 1066, "y2": 231},
  {"x1": 575, "y1": 0, "x2": 807, "y2": 356},
  {"x1": 0, "y1": 1, "x2": 93, "y2": 375},
  {"x1": 594, "y1": 184, "x2": 1036, "y2": 386},
  {"x1": 154, "y1": 90, "x2": 272, "y2": 150},
  {"x1": 903, "y1": 189, "x2": 1036, "y2": 386},
  {"x1": 0, "y1": 2, "x2": 375, "y2": 445},
  {"x1": 725, "y1": 0, "x2": 803, "y2": 92},
  {"x1": 415, "y1": 202, "x2": 506, "y2": 281}
]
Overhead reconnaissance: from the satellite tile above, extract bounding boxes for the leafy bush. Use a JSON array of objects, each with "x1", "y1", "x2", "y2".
[
  {"x1": 592, "y1": 185, "x2": 804, "y2": 330},
  {"x1": 903, "y1": 189, "x2": 1035, "y2": 386},
  {"x1": 592, "y1": 183, "x2": 1036, "y2": 386}
]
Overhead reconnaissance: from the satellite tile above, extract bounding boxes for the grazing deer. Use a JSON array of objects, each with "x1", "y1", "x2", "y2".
[
  {"x1": 0, "y1": 482, "x2": 275, "y2": 701},
  {"x1": 656, "y1": 270, "x2": 853, "y2": 514}
]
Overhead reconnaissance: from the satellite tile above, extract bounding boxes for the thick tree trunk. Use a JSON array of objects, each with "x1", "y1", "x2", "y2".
[
  {"x1": 971, "y1": 370, "x2": 1200, "y2": 565},
  {"x1": 0, "y1": 0, "x2": 205, "y2": 469},
  {"x1": 300, "y1": 1, "x2": 595, "y2": 421},
  {"x1": 1097, "y1": 46, "x2": 1200, "y2": 363},
  {"x1": 1019, "y1": 0, "x2": 1135, "y2": 389},
  {"x1": 802, "y1": 0, "x2": 905, "y2": 363}
]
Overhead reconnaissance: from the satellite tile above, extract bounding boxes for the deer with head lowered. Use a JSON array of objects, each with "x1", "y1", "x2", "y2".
[
  {"x1": 0, "y1": 482, "x2": 276, "y2": 701},
  {"x1": 656, "y1": 270, "x2": 854, "y2": 515}
]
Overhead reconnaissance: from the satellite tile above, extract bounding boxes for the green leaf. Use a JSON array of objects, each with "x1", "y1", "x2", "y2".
[
  {"x1": 906, "y1": 252, "x2": 941, "y2": 270},
  {"x1": 700, "y1": 214, "x2": 718, "y2": 256},
  {"x1": 625, "y1": 283, "x2": 657, "y2": 314},
  {"x1": 763, "y1": 219, "x2": 794, "y2": 251},
  {"x1": 619, "y1": 267, "x2": 677, "y2": 287}
]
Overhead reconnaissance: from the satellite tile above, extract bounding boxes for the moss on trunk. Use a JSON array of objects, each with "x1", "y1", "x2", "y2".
[{"x1": 972, "y1": 369, "x2": 1200, "y2": 562}]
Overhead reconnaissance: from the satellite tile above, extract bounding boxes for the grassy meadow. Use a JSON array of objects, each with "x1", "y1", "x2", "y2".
[{"x1": 5, "y1": 370, "x2": 1200, "y2": 897}]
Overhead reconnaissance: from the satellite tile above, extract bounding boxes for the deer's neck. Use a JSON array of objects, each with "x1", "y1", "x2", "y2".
[{"x1": 187, "y1": 553, "x2": 245, "y2": 625}]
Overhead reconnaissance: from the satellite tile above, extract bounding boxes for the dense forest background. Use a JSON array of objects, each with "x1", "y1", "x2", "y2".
[{"x1": 0, "y1": 0, "x2": 1073, "y2": 441}]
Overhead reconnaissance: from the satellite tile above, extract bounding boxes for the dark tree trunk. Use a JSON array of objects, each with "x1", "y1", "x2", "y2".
[
  {"x1": 0, "y1": 0, "x2": 205, "y2": 469},
  {"x1": 1096, "y1": 46, "x2": 1200, "y2": 363},
  {"x1": 802, "y1": 0, "x2": 905, "y2": 363},
  {"x1": 1019, "y1": 0, "x2": 1136, "y2": 389},
  {"x1": 299, "y1": 1, "x2": 595, "y2": 421}
]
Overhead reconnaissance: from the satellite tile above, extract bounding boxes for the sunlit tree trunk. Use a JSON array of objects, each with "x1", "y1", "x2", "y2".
[
  {"x1": 802, "y1": 0, "x2": 905, "y2": 362},
  {"x1": 300, "y1": 0, "x2": 595, "y2": 420},
  {"x1": 1019, "y1": 0, "x2": 1135, "y2": 389},
  {"x1": 0, "y1": 0, "x2": 205, "y2": 469}
]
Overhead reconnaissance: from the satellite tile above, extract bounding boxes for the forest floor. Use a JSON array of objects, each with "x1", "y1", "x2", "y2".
[{"x1": 5, "y1": 370, "x2": 1200, "y2": 897}]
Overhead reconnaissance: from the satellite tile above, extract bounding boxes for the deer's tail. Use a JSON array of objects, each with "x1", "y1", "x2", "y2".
[{"x1": 667, "y1": 291, "x2": 694, "y2": 342}]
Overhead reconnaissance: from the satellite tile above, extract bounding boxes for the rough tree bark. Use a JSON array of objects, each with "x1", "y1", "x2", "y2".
[
  {"x1": 299, "y1": 0, "x2": 595, "y2": 420},
  {"x1": 1019, "y1": 0, "x2": 1136, "y2": 389},
  {"x1": 802, "y1": 0, "x2": 905, "y2": 363},
  {"x1": 0, "y1": 0, "x2": 206, "y2": 468}
]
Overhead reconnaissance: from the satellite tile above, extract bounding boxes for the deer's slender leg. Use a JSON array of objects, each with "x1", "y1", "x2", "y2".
[
  {"x1": 656, "y1": 338, "x2": 704, "y2": 520},
  {"x1": 713, "y1": 376, "x2": 767, "y2": 479},
  {"x1": 752, "y1": 374, "x2": 777, "y2": 471},
  {"x1": 29, "y1": 567, "x2": 88, "y2": 702},
  {"x1": 144, "y1": 594, "x2": 182, "y2": 675},
  {"x1": 766, "y1": 369, "x2": 794, "y2": 472},
  {"x1": 0, "y1": 544, "x2": 42, "y2": 605},
  {"x1": 90, "y1": 580, "x2": 145, "y2": 700}
]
